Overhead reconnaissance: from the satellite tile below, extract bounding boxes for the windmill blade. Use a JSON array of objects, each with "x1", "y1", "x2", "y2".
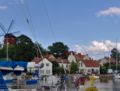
[
  {"x1": 7, "y1": 19, "x2": 14, "y2": 33},
  {"x1": 10, "y1": 31, "x2": 20, "y2": 34},
  {"x1": 0, "y1": 23, "x2": 7, "y2": 34}
]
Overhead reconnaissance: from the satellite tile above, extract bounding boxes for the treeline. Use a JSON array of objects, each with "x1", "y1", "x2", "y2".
[{"x1": 0, "y1": 34, "x2": 69, "y2": 62}]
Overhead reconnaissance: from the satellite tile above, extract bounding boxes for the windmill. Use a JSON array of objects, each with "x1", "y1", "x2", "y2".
[{"x1": 0, "y1": 19, "x2": 20, "y2": 60}]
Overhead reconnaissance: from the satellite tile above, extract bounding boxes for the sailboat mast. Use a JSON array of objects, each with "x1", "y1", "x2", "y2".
[{"x1": 115, "y1": 40, "x2": 118, "y2": 72}]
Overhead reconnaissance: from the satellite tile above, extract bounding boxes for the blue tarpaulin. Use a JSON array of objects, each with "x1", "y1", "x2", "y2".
[
  {"x1": 0, "y1": 60, "x2": 28, "y2": 75},
  {"x1": 0, "y1": 60, "x2": 27, "y2": 68},
  {"x1": 0, "y1": 61, "x2": 15, "y2": 68},
  {"x1": 26, "y1": 79, "x2": 37, "y2": 85}
]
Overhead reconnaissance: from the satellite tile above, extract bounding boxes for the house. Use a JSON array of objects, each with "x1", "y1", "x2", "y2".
[
  {"x1": 44, "y1": 54, "x2": 56, "y2": 62},
  {"x1": 99, "y1": 57, "x2": 112, "y2": 66},
  {"x1": 28, "y1": 57, "x2": 52, "y2": 76},
  {"x1": 75, "y1": 53, "x2": 85, "y2": 61},
  {"x1": 78, "y1": 60, "x2": 100, "y2": 75},
  {"x1": 83, "y1": 54, "x2": 91, "y2": 60},
  {"x1": 75, "y1": 53, "x2": 91, "y2": 61},
  {"x1": 57, "y1": 58, "x2": 69, "y2": 70},
  {"x1": 39, "y1": 58, "x2": 52, "y2": 76},
  {"x1": 68, "y1": 53, "x2": 76, "y2": 63}
]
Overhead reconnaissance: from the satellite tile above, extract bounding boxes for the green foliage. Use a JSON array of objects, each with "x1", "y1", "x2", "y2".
[
  {"x1": 52, "y1": 61, "x2": 67, "y2": 74},
  {"x1": 59, "y1": 66, "x2": 65, "y2": 74},
  {"x1": 48, "y1": 42, "x2": 69, "y2": 58},
  {"x1": 9, "y1": 35, "x2": 36, "y2": 61},
  {"x1": 52, "y1": 61, "x2": 60, "y2": 74},
  {"x1": 100, "y1": 66, "x2": 107, "y2": 74},
  {"x1": 0, "y1": 47, "x2": 6, "y2": 58},
  {"x1": 111, "y1": 48, "x2": 120, "y2": 62},
  {"x1": 0, "y1": 34, "x2": 45, "y2": 62},
  {"x1": 69, "y1": 61, "x2": 79, "y2": 74},
  {"x1": 100, "y1": 62, "x2": 120, "y2": 74}
]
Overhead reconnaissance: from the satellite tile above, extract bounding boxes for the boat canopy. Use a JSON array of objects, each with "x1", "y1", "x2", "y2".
[
  {"x1": 0, "y1": 60, "x2": 28, "y2": 75},
  {"x1": 0, "y1": 60, "x2": 27, "y2": 71}
]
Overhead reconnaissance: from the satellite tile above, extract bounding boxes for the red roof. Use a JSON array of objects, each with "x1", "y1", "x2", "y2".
[
  {"x1": 75, "y1": 53, "x2": 85, "y2": 60},
  {"x1": 83, "y1": 60, "x2": 100, "y2": 67},
  {"x1": 31, "y1": 57, "x2": 42, "y2": 64},
  {"x1": 57, "y1": 59, "x2": 69, "y2": 64}
]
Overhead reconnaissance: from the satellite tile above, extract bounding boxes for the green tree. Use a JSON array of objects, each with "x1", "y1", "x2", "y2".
[
  {"x1": 69, "y1": 61, "x2": 79, "y2": 74},
  {"x1": 34, "y1": 42, "x2": 47, "y2": 56},
  {"x1": 52, "y1": 61, "x2": 60, "y2": 74},
  {"x1": 0, "y1": 34, "x2": 45, "y2": 62},
  {"x1": 111, "y1": 48, "x2": 120, "y2": 62},
  {"x1": 100, "y1": 64, "x2": 108, "y2": 74},
  {"x1": 48, "y1": 42, "x2": 69, "y2": 58},
  {"x1": 0, "y1": 46, "x2": 7, "y2": 59}
]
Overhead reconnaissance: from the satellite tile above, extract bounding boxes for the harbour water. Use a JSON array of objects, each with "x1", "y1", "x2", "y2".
[{"x1": 7, "y1": 79, "x2": 119, "y2": 91}]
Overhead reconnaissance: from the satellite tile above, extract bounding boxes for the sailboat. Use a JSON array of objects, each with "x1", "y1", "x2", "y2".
[{"x1": 0, "y1": 71, "x2": 8, "y2": 91}]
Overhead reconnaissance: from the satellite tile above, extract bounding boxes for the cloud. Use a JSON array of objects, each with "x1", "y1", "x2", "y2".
[
  {"x1": 74, "y1": 40, "x2": 120, "y2": 54},
  {"x1": 74, "y1": 45, "x2": 85, "y2": 54},
  {"x1": 97, "y1": 7, "x2": 120, "y2": 16},
  {"x1": 0, "y1": 5, "x2": 7, "y2": 11}
]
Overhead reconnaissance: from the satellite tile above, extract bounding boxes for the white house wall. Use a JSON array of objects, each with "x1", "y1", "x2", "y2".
[
  {"x1": 79, "y1": 61, "x2": 100, "y2": 74},
  {"x1": 68, "y1": 53, "x2": 76, "y2": 63},
  {"x1": 59, "y1": 63, "x2": 68, "y2": 69},
  {"x1": 39, "y1": 58, "x2": 52, "y2": 76}
]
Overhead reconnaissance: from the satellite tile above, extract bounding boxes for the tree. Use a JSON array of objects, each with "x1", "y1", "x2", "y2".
[
  {"x1": 9, "y1": 35, "x2": 36, "y2": 61},
  {"x1": 69, "y1": 61, "x2": 79, "y2": 74},
  {"x1": 111, "y1": 48, "x2": 120, "y2": 62},
  {"x1": 0, "y1": 46, "x2": 7, "y2": 59},
  {"x1": 48, "y1": 42, "x2": 69, "y2": 58},
  {"x1": 100, "y1": 63, "x2": 109, "y2": 74},
  {"x1": 52, "y1": 61, "x2": 60, "y2": 74},
  {"x1": 0, "y1": 34, "x2": 45, "y2": 62},
  {"x1": 34, "y1": 42, "x2": 47, "y2": 56}
]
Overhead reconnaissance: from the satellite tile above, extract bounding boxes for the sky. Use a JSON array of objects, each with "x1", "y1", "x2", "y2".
[{"x1": 0, "y1": 0, "x2": 120, "y2": 59}]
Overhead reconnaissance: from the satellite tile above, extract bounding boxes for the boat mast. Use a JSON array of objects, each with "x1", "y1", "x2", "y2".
[{"x1": 115, "y1": 40, "x2": 118, "y2": 73}]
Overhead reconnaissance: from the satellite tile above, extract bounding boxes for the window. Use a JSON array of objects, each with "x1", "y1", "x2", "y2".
[
  {"x1": 40, "y1": 70, "x2": 44, "y2": 74},
  {"x1": 46, "y1": 63, "x2": 49, "y2": 66},
  {"x1": 46, "y1": 70, "x2": 50, "y2": 74},
  {"x1": 41, "y1": 63, "x2": 44, "y2": 67}
]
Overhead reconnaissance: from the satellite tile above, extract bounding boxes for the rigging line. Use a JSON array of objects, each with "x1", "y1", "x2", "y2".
[
  {"x1": 41, "y1": 0, "x2": 57, "y2": 41},
  {"x1": 18, "y1": 0, "x2": 43, "y2": 58},
  {"x1": 20, "y1": 0, "x2": 37, "y2": 41}
]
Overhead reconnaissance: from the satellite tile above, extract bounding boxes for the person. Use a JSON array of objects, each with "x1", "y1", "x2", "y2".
[
  {"x1": 60, "y1": 74, "x2": 64, "y2": 83},
  {"x1": 59, "y1": 74, "x2": 66, "y2": 89},
  {"x1": 74, "y1": 74, "x2": 86, "y2": 87}
]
